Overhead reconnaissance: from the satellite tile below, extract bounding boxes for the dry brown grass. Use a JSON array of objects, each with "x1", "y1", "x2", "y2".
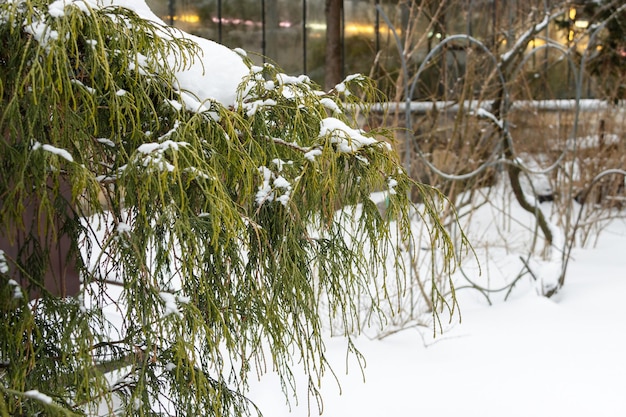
[{"x1": 509, "y1": 105, "x2": 626, "y2": 206}]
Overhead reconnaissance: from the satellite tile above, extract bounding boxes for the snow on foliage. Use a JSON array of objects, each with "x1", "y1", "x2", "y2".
[
  {"x1": 7, "y1": 279, "x2": 23, "y2": 300},
  {"x1": 32, "y1": 142, "x2": 74, "y2": 162},
  {"x1": 116, "y1": 222, "x2": 131, "y2": 235},
  {"x1": 333, "y1": 74, "x2": 365, "y2": 96},
  {"x1": 304, "y1": 148, "x2": 323, "y2": 161},
  {"x1": 387, "y1": 177, "x2": 399, "y2": 195},
  {"x1": 24, "y1": 390, "x2": 53, "y2": 405},
  {"x1": 255, "y1": 166, "x2": 292, "y2": 206},
  {"x1": 23, "y1": 20, "x2": 59, "y2": 49},
  {"x1": 159, "y1": 292, "x2": 181, "y2": 317},
  {"x1": 0, "y1": 250, "x2": 8, "y2": 274},
  {"x1": 320, "y1": 117, "x2": 379, "y2": 153}
]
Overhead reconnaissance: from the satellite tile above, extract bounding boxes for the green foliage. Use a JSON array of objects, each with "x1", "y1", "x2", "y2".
[{"x1": 0, "y1": 1, "x2": 461, "y2": 415}]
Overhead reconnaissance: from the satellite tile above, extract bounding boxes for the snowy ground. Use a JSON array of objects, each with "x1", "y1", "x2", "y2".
[{"x1": 247, "y1": 211, "x2": 626, "y2": 416}]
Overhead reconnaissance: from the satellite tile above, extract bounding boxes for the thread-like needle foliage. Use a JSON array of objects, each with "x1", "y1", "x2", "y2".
[{"x1": 0, "y1": 1, "x2": 461, "y2": 415}]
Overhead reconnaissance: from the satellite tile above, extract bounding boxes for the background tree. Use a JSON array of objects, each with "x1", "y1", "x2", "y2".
[
  {"x1": 0, "y1": 1, "x2": 460, "y2": 416},
  {"x1": 325, "y1": 0, "x2": 343, "y2": 90},
  {"x1": 582, "y1": 0, "x2": 626, "y2": 101}
]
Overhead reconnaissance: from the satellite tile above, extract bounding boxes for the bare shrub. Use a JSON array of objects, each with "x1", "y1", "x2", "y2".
[{"x1": 362, "y1": 1, "x2": 626, "y2": 332}]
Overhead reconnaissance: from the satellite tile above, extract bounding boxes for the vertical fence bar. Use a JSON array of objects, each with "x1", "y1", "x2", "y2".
[
  {"x1": 467, "y1": 0, "x2": 473, "y2": 37},
  {"x1": 217, "y1": 0, "x2": 222, "y2": 44},
  {"x1": 375, "y1": 0, "x2": 380, "y2": 55},
  {"x1": 262, "y1": 0, "x2": 266, "y2": 61},
  {"x1": 341, "y1": 0, "x2": 345, "y2": 80},
  {"x1": 303, "y1": 0, "x2": 307, "y2": 74},
  {"x1": 168, "y1": 0, "x2": 174, "y2": 26}
]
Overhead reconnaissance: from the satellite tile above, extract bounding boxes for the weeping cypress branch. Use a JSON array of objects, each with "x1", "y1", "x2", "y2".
[{"x1": 0, "y1": 1, "x2": 465, "y2": 416}]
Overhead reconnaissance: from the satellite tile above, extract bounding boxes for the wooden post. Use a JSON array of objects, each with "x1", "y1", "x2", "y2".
[{"x1": 0, "y1": 178, "x2": 81, "y2": 298}]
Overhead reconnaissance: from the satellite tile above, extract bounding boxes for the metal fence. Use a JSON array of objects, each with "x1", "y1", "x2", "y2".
[
  {"x1": 146, "y1": 0, "x2": 384, "y2": 84},
  {"x1": 145, "y1": 0, "x2": 595, "y2": 98}
]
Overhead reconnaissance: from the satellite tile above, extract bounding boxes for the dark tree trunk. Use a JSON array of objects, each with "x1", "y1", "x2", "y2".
[
  {"x1": 325, "y1": 0, "x2": 343, "y2": 91},
  {"x1": 1, "y1": 178, "x2": 81, "y2": 298}
]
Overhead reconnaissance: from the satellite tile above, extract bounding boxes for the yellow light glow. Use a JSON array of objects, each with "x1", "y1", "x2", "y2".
[
  {"x1": 569, "y1": 8, "x2": 577, "y2": 21},
  {"x1": 345, "y1": 23, "x2": 375, "y2": 36},
  {"x1": 169, "y1": 14, "x2": 200, "y2": 24},
  {"x1": 307, "y1": 22, "x2": 326, "y2": 31}
]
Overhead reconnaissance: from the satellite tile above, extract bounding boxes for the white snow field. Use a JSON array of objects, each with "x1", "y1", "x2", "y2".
[{"x1": 247, "y1": 211, "x2": 626, "y2": 417}]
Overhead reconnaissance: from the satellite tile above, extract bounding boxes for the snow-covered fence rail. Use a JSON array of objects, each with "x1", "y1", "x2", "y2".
[{"x1": 370, "y1": 99, "x2": 625, "y2": 115}]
